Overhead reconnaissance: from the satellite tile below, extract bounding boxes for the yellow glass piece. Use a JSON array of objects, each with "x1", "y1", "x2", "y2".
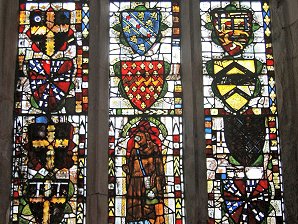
[
  {"x1": 45, "y1": 32, "x2": 55, "y2": 56},
  {"x1": 76, "y1": 101, "x2": 83, "y2": 112},
  {"x1": 214, "y1": 60, "x2": 233, "y2": 74},
  {"x1": 237, "y1": 60, "x2": 255, "y2": 73},
  {"x1": 54, "y1": 139, "x2": 69, "y2": 147},
  {"x1": 141, "y1": 102, "x2": 146, "y2": 109},
  {"x1": 32, "y1": 140, "x2": 50, "y2": 148},
  {"x1": 43, "y1": 200, "x2": 50, "y2": 224},
  {"x1": 138, "y1": 12, "x2": 145, "y2": 20},
  {"x1": 271, "y1": 104, "x2": 277, "y2": 114},
  {"x1": 252, "y1": 108, "x2": 262, "y2": 115},
  {"x1": 265, "y1": 27, "x2": 271, "y2": 37},
  {"x1": 237, "y1": 85, "x2": 254, "y2": 96},
  {"x1": 234, "y1": 18, "x2": 246, "y2": 26},
  {"x1": 130, "y1": 35, "x2": 137, "y2": 43},
  {"x1": 175, "y1": 199, "x2": 182, "y2": 209},
  {"x1": 217, "y1": 85, "x2": 236, "y2": 96},
  {"x1": 47, "y1": 131, "x2": 55, "y2": 143},
  {"x1": 19, "y1": 11, "x2": 27, "y2": 24},
  {"x1": 263, "y1": 2, "x2": 270, "y2": 12},
  {"x1": 51, "y1": 197, "x2": 66, "y2": 203},
  {"x1": 214, "y1": 60, "x2": 255, "y2": 75},
  {"x1": 225, "y1": 93, "x2": 248, "y2": 111},
  {"x1": 226, "y1": 67, "x2": 245, "y2": 75},
  {"x1": 173, "y1": 5, "x2": 180, "y2": 12},
  {"x1": 175, "y1": 85, "x2": 182, "y2": 92},
  {"x1": 76, "y1": 10, "x2": 82, "y2": 23},
  {"x1": 176, "y1": 209, "x2": 182, "y2": 218},
  {"x1": 31, "y1": 26, "x2": 47, "y2": 35},
  {"x1": 109, "y1": 198, "x2": 114, "y2": 207},
  {"x1": 264, "y1": 15, "x2": 270, "y2": 25},
  {"x1": 207, "y1": 180, "x2": 213, "y2": 193}
]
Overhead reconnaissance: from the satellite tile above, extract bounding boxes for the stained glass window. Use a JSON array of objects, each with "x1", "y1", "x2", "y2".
[
  {"x1": 109, "y1": 1, "x2": 185, "y2": 223},
  {"x1": 10, "y1": 1, "x2": 89, "y2": 223},
  {"x1": 200, "y1": 1, "x2": 285, "y2": 223}
]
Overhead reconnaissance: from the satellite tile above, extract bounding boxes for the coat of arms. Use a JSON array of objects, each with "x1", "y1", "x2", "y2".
[
  {"x1": 27, "y1": 123, "x2": 75, "y2": 171},
  {"x1": 26, "y1": 8, "x2": 75, "y2": 57},
  {"x1": 28, "y1": 59, "x2": 74, "y2": 112},
  {"x1": 112, "y1": 5, "x2": 169, "y2": 56},
  {"x1": 206, "y1": 59, "x2": 263, "y2": 113},
  {"x1": 222, "y1": 179, "x2": 271, "y2": 223},
  {"x1": 205, "y1": 4, "x2": 260, "y2": 56},
  {"x1": 114, "y1": 60, "x2": 170, "y2": 111},
  {"x1": 224, "y1": 116, "x2": 266, "y2": 166}
]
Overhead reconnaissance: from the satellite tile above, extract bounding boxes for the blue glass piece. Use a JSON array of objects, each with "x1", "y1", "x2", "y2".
[
  {"x1": 36, "y1": 116, "x2": 48, "y2": 124},
  {"x1": 224, "y1": 201, "x2": 244, "y2": 214}
]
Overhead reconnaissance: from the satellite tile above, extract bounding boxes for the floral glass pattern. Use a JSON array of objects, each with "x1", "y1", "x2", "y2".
[
  {"x1": 10, "y1": 1, "x2": 89, "y2": 223},
  {"x1": 200, "y1": 1, "x2": 285, "y2": 223},
  {"x1": 109, "y1": 1, "x2": 185, "y2": 223}
]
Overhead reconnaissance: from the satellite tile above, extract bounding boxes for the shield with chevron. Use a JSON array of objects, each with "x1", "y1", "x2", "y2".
[
  {"x1": 207, "y1": 59, "x2": 262, "y2": 113},
  {"x1": 121, "y1": 6, "x2": 161, "y2": 56},
  {"x1": 28, "y1": 59, "x2": 74, "y2": 112}
]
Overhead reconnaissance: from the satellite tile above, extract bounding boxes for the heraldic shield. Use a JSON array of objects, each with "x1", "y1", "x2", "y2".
[
  {"x1": 27, "y1": 123, "x2": 75, "y2": 171},
  {"x1": 26, "y1": 178, "x2": 71, "y2": 224},
  {"x1": 121, "y1": 6, "x2": 161, "y2": 56},
  {"x1": 208, "y1": 59, "x2": 262, "y2": 113},
  {"x1": 210, "y1": 5, "x2": 253, "y2": 56},
  {"x1": 27, "y1": 8, "x2": 74, "y2": 57},
  {"x1": 224, "y1": 116, "x2": 266, "y2": 166},
  {"x1": 28, "y1": 59, "x2": 74, "y2": 112},
  {"x1": 24, "y1": 122, "x2": 76, "y2": 223},
  {"x1": 119, "y1": 60, "x2": 165, "y2": 111},
  {"x1": 222, "y1": 179, "x2": 270, "y2": 223}
]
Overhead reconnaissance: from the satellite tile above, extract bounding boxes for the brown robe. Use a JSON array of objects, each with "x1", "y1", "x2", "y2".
[{"x1": 124, "y1": 134, "x2": 165, "y2": 223}]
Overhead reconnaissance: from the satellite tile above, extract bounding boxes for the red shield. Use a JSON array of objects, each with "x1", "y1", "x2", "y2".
[
  {"x1": 120, "y1": 61, "x2": 165, "y2": 111},
  {"x1": 28, "y1": 59, "x2": 74, "y2": 112}
]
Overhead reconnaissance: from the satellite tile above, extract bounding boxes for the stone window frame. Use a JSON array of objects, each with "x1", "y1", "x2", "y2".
[{"x1": 0, "y1": 0, "x2": 297, "y2": 223}]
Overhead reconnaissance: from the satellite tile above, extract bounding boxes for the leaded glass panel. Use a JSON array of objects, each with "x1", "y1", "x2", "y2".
[
  {"x1": 109, "y1": 1, "x2": 185, "y2": 223},
  {"x1": 10, "y1": 1, "x2": 89, "y2": 223},
  {"x1": 200, "y1": 1, "x2": 285, "y2": 223}
]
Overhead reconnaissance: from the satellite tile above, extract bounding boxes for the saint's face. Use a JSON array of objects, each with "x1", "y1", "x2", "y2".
[{"x1": 134, "y1": 132, "x2": 147, "y2": 147}]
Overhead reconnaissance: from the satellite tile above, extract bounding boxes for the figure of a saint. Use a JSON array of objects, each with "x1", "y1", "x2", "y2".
[{"x1": 123, "y1": 121, "x2": 165, "y2": 224}]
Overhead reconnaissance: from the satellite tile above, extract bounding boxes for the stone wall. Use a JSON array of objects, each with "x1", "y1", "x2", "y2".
[
  {"x1": 0, "y1": 0, "x2": 19, "y2": 223},
  {"x1": 271, "y1": 0, "x2": 298, "y2": 222}
]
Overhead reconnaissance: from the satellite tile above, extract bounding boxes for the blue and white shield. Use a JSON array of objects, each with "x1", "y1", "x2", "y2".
[{"x1": 121, "y1": 9, "x2": 161, "y2": 56}]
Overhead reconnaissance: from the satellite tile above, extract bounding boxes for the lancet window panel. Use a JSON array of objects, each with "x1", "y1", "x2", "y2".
[
  {"x1": 109, "y1": 1, "x2": 185, "y2": 224},
  {"x1": 200, "y1": 1, "x2": 285, "y2": 223},
  {"x1": 10, "y1": 1, "x2": 89, "y2": 223}
]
